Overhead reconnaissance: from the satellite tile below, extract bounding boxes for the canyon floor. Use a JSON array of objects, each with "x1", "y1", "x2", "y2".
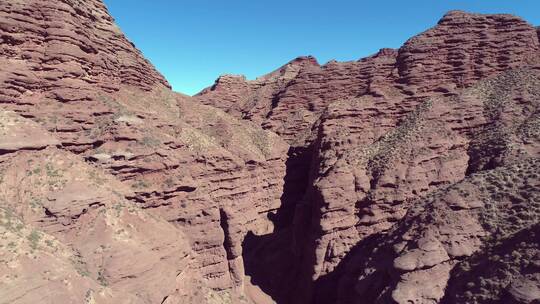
[{"x1": 0, "y1": 1, "x2": 539, "y2": 304}]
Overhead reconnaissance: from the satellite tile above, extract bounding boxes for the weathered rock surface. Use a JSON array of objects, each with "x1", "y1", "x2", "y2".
[
  {"x1": 195, "y1": 51, "x2": 399, "y2": 145},
  {"x1": 2, "y1": 2, "x2": 540, "y2": 304},
  {"x1": 0, "y1": 112, "x2": 204, "y2": 304},
  {"x1": 196, "y1": 11, "x2": 540, "y2": 304},
  {"x1": 0, "y1": 0, "x2": 289, "y2": 303},
  {"x1": 196, "y1": 11, "x2": 540, "y2": 147},
  {"x1": 343, "y1": 157, "x2": 539, "y2": 304},
  {"x1": 279, "y1": 68, "x2": 538, "y2": 303}
]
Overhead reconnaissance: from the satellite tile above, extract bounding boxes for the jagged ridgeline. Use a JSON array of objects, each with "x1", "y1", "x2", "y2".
[{"x1": 1, "y1": 2, "x2": 539, "y2": 304}]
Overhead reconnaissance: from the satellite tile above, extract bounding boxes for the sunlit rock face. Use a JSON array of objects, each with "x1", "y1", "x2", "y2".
[
  {"x1": 198, "y1": 10, "x2": 540, "y2": 304},
  {"x1": 0, "y1": 1, "x2": 288, "y2": 303},
  {"x1": 1, "y1": 2, "x2": 539, "y2": 304}
]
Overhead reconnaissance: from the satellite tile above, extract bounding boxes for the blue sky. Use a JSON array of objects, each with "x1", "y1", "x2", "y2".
[{"x1": 103, "y1": 1, "x2": 540, "y2": 95}]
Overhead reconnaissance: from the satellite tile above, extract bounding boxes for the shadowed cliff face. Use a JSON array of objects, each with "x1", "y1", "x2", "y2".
[
  {"x1": 1, "y1": 2, "x2": 539, "y2": 304},
  {"x1": 197, "y1": 9, "x2": 540, "y2": 304}
]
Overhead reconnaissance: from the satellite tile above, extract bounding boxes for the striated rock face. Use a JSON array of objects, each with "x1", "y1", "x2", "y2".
[
  {"x1": 303, "y1": 67, "x2": 540, "y2": 278},
  {"x1": 0, "y1": 0, "x2": 169, "y2": 94},
  {"x1": 197, "y1": 10, "x2": 540, "y2": 304},
  {"x1": 301, "y1": 69, "x2": 540, "y2": 303},
  {"x1": 396, "y1": 11, "x2": 540, "y2": 95},
  {"x1": 0, "y1": 1, "x2": 289, "y2": 303},
  {"x1": 195, "y1": 51, "x2": 399, "y2": 145},
  {"x1": 0, "y1": 112, "x2": 202, "y2": 304},
  {"x1": 342, "y1": 158, "x2": 540, "y2": 304},
  {"x1": 196, "y1": 11, "x2": 540, "y2": 147},
  {"x1": 0, "y1": 0, "x2": 171, "y2": 152},
  {"x1": 2, "y1": 2, "x2": 540, "y2": 304}
]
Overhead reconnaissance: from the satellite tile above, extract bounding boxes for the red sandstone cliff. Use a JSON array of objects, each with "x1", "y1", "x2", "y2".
[
  {"x1": 0, "y1": 1, "x2": 287, "y2": 303},
  {"x1": 197, "y1": 10, "x2": 540, "y2": 304},
  {"x1": 195, "y1": 11, "x2": 540, "y2": 146},
  {"x1": 1, "y1": 3, "x2": 539, "y2": 304}
]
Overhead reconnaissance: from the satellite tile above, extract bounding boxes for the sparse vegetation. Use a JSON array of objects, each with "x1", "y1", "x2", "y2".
[
  {"x1": 84, "y1": 289, "x2": 94, "y2": 304},
  {"x1": 477, "y1": 159, "x2": 540, "y2": 240},
  {"x1": 88, "y1": 170, "x2": 106, "y2": 186},
  {"x1": 0, "y1": 207, "x2": 22, "y2": 233},
  {"x1": 70, "y1": 256, "x2": 90, "y2": 277},
  {"x1": 131, "y1": 179, "x2": 150, "y2": 189},
  {"x1": 350, "y1": 98, "x2": 434, "y2": 182},
  {"x1": 249, "y1": 129, "x2": 272, "y2": 157},
  {"x1": 141, "y1": 135, "x2": 161, "y2": 147},
  {"x1": 164, "y1": 177, "x2": 175, "y2": 188},
  {"x1": 29, "y1": 198, "x2": 42, "y2": 210},
  {"x1": 27, "y1": 230, "x2": 42, "y2": 250},
  {"x1": 97, "y1": 270, "x2": 108, "y2": 286}
]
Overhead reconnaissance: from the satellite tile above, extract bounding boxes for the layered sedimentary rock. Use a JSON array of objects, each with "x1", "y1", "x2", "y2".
[
  {"x1": 302, "y1": 68, "x2": 540, "y2": 303},
  {"x1": 0, "y1": 1, "x2": 289, "y2": 303},
  {"x1": 302, "y1": 66, "x2": 540, "y2": 274},
  {"x1": 338, "y1": 157, "x2": 540, "y2": 304},
  {"x1": 0, "y1": 0, "x2": 169, "y2": 151},
  {"x1": 396, "y1": 11, "x2": 540, "y2": 95},
  {"x1": 0, "y1": 0, "x2": 168, "y2": 93},
  {"x1": 2, "y1": 1, "x2": 540, "y2": 303},
  {"x1": 197, "y1": 10, "x2": 540, "y2": 304},
  {"x1": 0, "y1": 111, "x2": 202, "y2": 304},
  {"x1": 196, "y1": 11, "x2": 540, "y2": 146},
  {"x1": 195, "y1": 50, "x2": 399, "y2": 145}
]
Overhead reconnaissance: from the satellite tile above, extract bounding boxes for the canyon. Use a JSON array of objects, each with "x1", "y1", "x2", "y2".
[{"x1": 0, "y1": 1, "x2": 539, "y2": 304}]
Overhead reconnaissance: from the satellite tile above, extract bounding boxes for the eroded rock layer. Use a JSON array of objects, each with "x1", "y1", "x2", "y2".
[
  {"x1": 196, "y1": 10, "x2": 540, "y2": 304},
  {"x1": 195, "y1": 11, "x2": 540, "y2": 147},
  {"x1": 300, "y1": 68, "x2": 540, "y2": 303},
  {"x1": 338, "y1": 157, "x2": 539, "y2": 304},
  {"x1": 1, "y1": 2, "x2": 540, "y2": 304},
  {"x1": 0, "y1": 0, "x2": 288, "y2": 303}
]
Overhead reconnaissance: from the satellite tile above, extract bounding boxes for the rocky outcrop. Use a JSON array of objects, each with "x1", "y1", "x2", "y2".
[
  {"x1": 0, "y1": 0, "x2": 169, "y2": 94},
  {"x1": 396, "y1": 11, "x2": 540, "y2": 95},
  {"x1": 2, "y1": 2, "x2": 540, "y2": 303},
  {"x1": 196, "y1": 11, "x2": 540, "y2": 148},
  {"x1": 288, "y1": 68, "x2": 540, "y2": 303},
  {"x1": 196, "y1": 19, "x2": 540, "y2": 301},
  {"x1": 0, "y1": 1, "x2": 289, "y2": 303},
  {"x1": 0, "y1": 110, "x2": 59, "y2": 152},
  {"x1": 0, "y1": 0, "x2": 171, "y2": 152},
  {"x1": 0, "y1": 112, "x2": 203, "y2": 303},
  {"x1": 195, "y1": 51, "x2": 399, "y2": 145},
  {"x1": 0, "y1": 109, "x2": 281, "y2": 304},
  {"x1": 339, "y1": 157, "x2": 540, "y2": 304},
  {"x1": 196, "y1": 11, "x2": 540, "y2": 304}
]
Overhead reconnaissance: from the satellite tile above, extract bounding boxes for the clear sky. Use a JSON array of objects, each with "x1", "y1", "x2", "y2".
[{"x1": 102, "y1": 0, "x2": 540, "y2": 96}]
